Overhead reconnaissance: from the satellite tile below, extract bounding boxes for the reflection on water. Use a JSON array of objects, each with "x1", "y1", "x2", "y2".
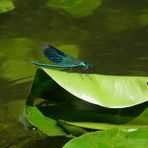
[{"x1": 0, "y1": 0, "x2": 148, "y2": 147}]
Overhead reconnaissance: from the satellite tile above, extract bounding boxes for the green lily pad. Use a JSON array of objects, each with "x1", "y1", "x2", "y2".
[
  {"x1": 127, "y1": 107, "x2": 148, "y2": 125},
  {"x1": 41, "y1": 68, "x2": 148, "y2": 108},
  {"x1": 58, "y1": 120, "x2": 87, "y2": 136},
  {"x1": 54, "y1": 107, "x2": 148, "y2": 131},
  {"x1": 63, "y1": 128, "x2": 148, "y2": 148},
  {"x1": 59, "y1": 120, "x2": 148, "y2": 131},
  {"x1": 25, "y1": 68, "x2": 148, "y2": 136},
  {"x1": 25, "y1": 106, "x2": 66, "y2": 136},
  {"x1": 0, "y1": 0, "x2": 15, "y2": 13},
  {"x1": 47, "y1": 0, "x2": 102, "y2": 17}
]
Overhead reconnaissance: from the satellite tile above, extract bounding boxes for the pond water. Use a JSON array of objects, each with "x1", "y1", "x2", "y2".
[{"x1": 0, "y1": 0, "x2": 148, "y2": 147}]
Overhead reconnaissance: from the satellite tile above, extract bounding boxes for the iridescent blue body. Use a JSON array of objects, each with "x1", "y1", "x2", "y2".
[{"x1": 32, "y1": 44, "x2": 92, "y2": 69}]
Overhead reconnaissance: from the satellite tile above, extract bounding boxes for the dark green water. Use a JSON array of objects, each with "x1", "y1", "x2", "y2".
[{"x1": 0, "y1": 0, "x2": 148, "y2": 147}]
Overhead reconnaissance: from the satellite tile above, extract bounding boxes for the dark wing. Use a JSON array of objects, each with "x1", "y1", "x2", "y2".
[{"x1": 42, "y1": 44, "x2": 67, "y2": 64}]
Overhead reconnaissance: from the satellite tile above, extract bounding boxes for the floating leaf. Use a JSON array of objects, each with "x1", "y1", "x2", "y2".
[
  {"x1": 58, "y1": 120, "x2": 87, "y2": 136},
  {"x1": 63, "y1": 128, "x2": 148, "y2": 148},
  {"x1": 25, "y1": 106, "x2": 66, "y2": 136},
  {"x1": 41, "y1": 68, "x2": 148, "y2": 108},
  {"x1": 59, "y1": 114, "x2": 148, "y2": 131},
  {"x1": 53, "y1": 108, "x2": 148, "y2": 131},
  {"x1": 127, "y1": 107, "x2": 148, "y2": 125},
  {"x1": 25, "y1": 68, "x2": 148, "y2": 136}
]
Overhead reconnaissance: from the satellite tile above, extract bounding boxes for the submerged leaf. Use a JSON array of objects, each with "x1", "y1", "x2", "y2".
[
  {"x1": 47, "y1": 0, "x2": 102, "y2": 17},
  {"x1": 1, "y1": 38, "x2": 35, "y2": 83},
  {"x1": 0, "y1": 0, "x2": 15, "y2": 13},
  {"x1": 138, "y1": 10, "x2": 148, "y2": 26}
]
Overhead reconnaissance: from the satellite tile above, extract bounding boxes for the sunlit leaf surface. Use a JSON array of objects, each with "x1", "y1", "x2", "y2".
[
  {"x1": 63, "y1": 128, "x2": 148, "y2": 148},
  {"x1": 25, "y1": 106, "x2": 66, "y2": 136},
  {"x1": 42, "y1": 68, "x2": 148, "y2": 108},
  {"x1": 25, "y1": 68, "x2": 148, "y2": 137}
]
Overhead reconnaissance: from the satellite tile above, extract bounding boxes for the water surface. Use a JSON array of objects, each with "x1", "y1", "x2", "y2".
[{"x1": 0, "y1": 0, "x2": 148, "y2": 147}]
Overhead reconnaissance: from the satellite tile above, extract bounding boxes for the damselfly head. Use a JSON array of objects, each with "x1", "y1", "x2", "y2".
[
  {"x1": 85, "y1": 63, "x2": 92, "y2": 69},
  {"x1": 79, "y1": 61, "x2": 92, "y2": 69}
]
